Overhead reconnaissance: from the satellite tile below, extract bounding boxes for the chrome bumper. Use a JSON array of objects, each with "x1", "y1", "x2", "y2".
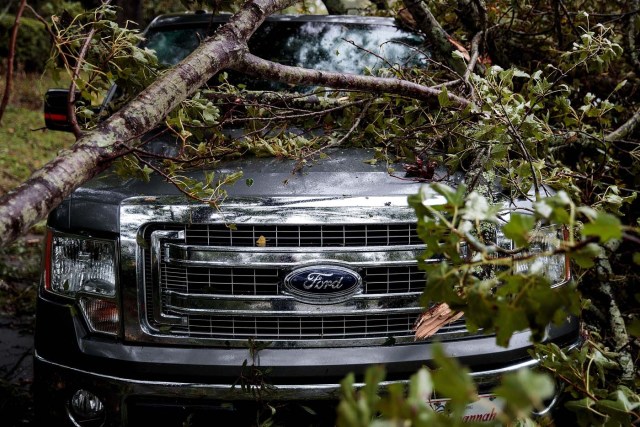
[
  {"x1": 34, "y1": 342, "x2": 577, "y2": 427},
  {"x1": 35, "y1": 351, "x2": 546, "y2": 401}
]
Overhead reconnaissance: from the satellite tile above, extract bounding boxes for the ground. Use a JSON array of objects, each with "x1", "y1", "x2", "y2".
[
  {"x1": 0, "y1": 235, "x2": 39, "y2": 426},
  {"x1": 0, "y1": 71, "x2": 72, "y2": 426}
]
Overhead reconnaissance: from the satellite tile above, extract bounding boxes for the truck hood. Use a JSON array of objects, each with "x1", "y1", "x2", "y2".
[{"x1": 49, "y1": 148, "x2": 460, "y2": 233}]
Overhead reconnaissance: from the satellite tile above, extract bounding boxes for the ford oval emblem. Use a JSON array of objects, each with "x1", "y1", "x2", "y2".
[{"x1": 283, "y1": 266, "x2": 362, "y2": 304}]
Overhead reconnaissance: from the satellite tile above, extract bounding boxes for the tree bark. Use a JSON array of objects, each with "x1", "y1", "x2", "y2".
[
  {"x1": 0, "y1": 0, "x2": 293, "y2": 245},
  {"x1": 0, "y1": 0, "x2": 470, "y2": 246},
  {"x1": 235, "y1": 53, "x2": 470, "y2": 106},
  {"x1": 0, "y1": 0, "x2": 27, "y2": 124}
]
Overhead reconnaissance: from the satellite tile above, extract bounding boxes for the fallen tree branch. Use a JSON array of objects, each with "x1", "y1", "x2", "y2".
[
  {"x1": 235, "y1": 53, "x2": 471, "y2": 107},
  {"x1": 0, "y1": 0, "x2": 472, "y2": 245},
  {"x1": 605, "y1": 107, "x2": 640, "y2": 142},
  {"x1": 0, "y1": 0, "x2": 294, "y2": 245},
  {"x1": 463, "y1": 30, "x2": 484, "y2": 84}
]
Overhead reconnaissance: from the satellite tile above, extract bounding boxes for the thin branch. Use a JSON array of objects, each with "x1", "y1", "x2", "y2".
[
  {"x1": 605, "y1": 107, "x2": 640, "y2": 142},
  {"x1": 317, "y1": 99, "x2": 373, "y2": 152},
  {"x1": 221, "y1": 98, "x2": 371, "y2": 124},
  {"x1": 552, "y1": 0, "x2": 564, "y2": 48},
  {"x1": 463, "y1": 31, "x2": 484, "y2": 84},
  {"x1": 235, "y1": 53, "x2": 470, "y2": 107},
  {"x1": 0, "y1": 0, "x2": 27, "y2": 123}
]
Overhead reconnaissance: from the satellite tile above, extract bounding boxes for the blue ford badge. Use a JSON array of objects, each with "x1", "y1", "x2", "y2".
[{"x1": 283, "y1": 266, "x2": 362, "y2": 304}]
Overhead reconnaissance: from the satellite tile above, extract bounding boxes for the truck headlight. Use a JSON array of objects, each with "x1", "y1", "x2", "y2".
[
  {"x1": 44, "y1": 230, "x2": 120, "y2": 336},
  {"x1": 497, "y1": 225, "x2": 570, "y2": 288},
  {"x1": 44, "y1": 231, "x2": 116, "y2": 297}
]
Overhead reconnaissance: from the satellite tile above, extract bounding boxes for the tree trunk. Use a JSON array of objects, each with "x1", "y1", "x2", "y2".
[
  {"x1": 0, "y1": 0, "x2": 293, "y2": 245},
  {"x1": 0, "y1": 0, "x2": 467, "y2": 246}
]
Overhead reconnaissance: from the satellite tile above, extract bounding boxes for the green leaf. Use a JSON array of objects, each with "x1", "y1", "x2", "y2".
[
  {"x1": 431, "y1": 344, "x2": 475, "y2": 417},
  {"x1": 494, "y1": 369, "x2": 554, "y2": 415},
  {"x1": 245, "y1": 178, "x2": 254, "y2": 187},
  {"x1": 582, "y1": 212, "x2": 622, "y2": 241},
  {"x1": 502, "y1": 213, "x2": 535, "y2": 246},
  {"x1": 437, "y1": 86, "x2": 452, "y2": 108},
  {"x1": 571, "y1": 243, "x2": 603, "y2": 268}
]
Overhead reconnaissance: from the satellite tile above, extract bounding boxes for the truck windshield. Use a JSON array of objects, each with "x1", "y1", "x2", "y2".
[{"x1": 144, "y1": 20, "x2": 428, "y2": 90}]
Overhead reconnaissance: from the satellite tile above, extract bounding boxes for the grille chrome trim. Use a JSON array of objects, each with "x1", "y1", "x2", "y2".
[
  {"x1": 164, "y1": 291, "x2": 422, "y2": 315},
  {"x1": 165, "y1": 243, "x2": 424, "y2": 268}
]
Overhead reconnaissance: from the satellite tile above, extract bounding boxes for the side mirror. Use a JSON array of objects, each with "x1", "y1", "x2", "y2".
[{"x1": 44, "y1": 89, "x2": 76, "y2": 132}]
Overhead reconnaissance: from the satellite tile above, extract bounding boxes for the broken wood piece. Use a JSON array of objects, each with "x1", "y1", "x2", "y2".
[{"x1": 413, "y1": 302, "x2": 464, "y2": 340}]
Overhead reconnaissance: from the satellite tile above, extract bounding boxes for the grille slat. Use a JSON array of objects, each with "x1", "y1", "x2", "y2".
[
  {"x1": 184, "y1": 223, "x2": 420, "y2": 247},
  {"x1": 174, "y1": 313, "x2": 465, "y2": 340}
]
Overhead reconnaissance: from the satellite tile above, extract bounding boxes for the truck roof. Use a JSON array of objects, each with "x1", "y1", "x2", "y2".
[{"x1": 147, "y1": 13, "x2": 403, "y2": 30}]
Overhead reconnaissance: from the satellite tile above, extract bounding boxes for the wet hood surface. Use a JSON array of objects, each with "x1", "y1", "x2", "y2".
[{"x1": 50, "y1": 148, "x2": 453, "y2": 233}]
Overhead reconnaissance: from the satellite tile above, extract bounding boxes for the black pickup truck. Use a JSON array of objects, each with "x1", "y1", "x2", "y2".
[{"x1": 35, "y1": 13, "x2": 580, "y2": 426}]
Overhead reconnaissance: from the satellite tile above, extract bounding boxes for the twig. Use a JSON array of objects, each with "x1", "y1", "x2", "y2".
[
  {"x1": 463, "y1": 31, "x2": 484, "y2": 84},
  {"x1": 222, "y1": 98, "x2": 372, "y2": 124},
  {"x1": 343, "y1": 38, "x2": 406, "y2": 79},
  {"x1": 552, "y1": 0, "x2": 564, "y2": 48},
  {"x1": 0, "y1": 0, "x2": 27, "y2": 124}
]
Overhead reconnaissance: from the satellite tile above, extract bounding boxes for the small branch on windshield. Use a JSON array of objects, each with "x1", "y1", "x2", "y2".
[
  {"x1": 235, "y1": 53, "x2": 470, "y2": 107},
  {"x1": 220, "y1": 97, "x2": 372, "y2": 124}
]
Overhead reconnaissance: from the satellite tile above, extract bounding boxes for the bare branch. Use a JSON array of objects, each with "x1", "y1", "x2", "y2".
[
  {"x1": 234, "y1": 53, "x2": 470, "y2": 107},
  {"x1": 0, "y1": 0, "x2": 27, "y2": 123},
  {"x1": 463, "y1": 31, "x2": 483, "y2": 84},
  {"x1": 606, "y1": 107, "x2": 640, "y2": 142}
]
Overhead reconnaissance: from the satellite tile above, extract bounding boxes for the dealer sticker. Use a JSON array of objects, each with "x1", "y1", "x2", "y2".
[{"x1": 427, "y1": 395, "x2": 504, "y2": 423}]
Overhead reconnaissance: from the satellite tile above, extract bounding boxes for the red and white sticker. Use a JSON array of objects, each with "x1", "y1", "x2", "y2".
[{"x1": 427, "y1": 395, "x2": 504, "y2": 423}]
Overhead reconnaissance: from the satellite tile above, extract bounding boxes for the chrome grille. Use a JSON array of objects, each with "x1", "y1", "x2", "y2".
[
  {"x1": 140, "y1": 219, "x2": 476, "y2": 347},
  {"x1": 161, "y1": 265, "x2": 280, "y2": 295},
  {"x1": 159, "y1": 264, "x2": 425, "y2": 296},
  {"x1": 184, "y1": 223, "x2": 421, "y2": 247},
  {"x1": 170, "y1": 313, "x2": 467, "y2": 340}
]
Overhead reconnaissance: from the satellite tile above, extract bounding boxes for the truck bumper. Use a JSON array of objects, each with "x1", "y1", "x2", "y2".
[{"x1": 34, "y1": 315, "x2": 580, "y2": 426}]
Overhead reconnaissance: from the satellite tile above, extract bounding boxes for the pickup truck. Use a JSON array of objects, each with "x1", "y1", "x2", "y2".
[{"x1": 35, "y1": 12, "x2": 580, "y2": 426}]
